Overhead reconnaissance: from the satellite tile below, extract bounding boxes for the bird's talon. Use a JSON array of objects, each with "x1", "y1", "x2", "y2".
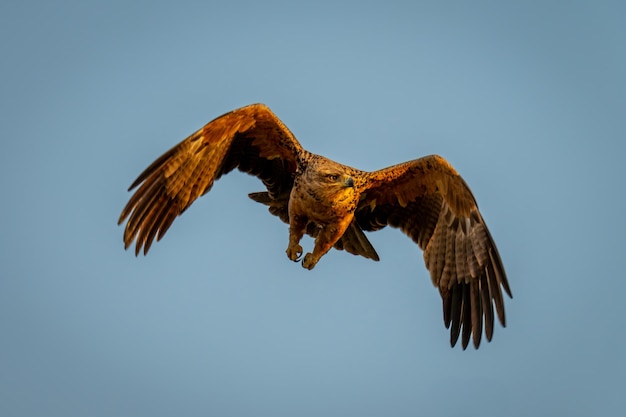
[
  {"x1": 286, "y1": 244, "x2": 303, "y2": 262},
  {"x1": 302, "y1": 253, "x2": 317, "y2": 270}
]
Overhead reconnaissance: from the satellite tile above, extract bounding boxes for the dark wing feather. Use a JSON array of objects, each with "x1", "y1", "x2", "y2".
[
  {"x1": 356, "y1": 155, "x2": 511, "y2": 349},
  {"x1": 118, "y1": 103, "x2": 307, "y2": 255}
]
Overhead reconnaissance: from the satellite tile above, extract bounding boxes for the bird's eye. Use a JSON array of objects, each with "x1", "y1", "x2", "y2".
[{"x1": 327, "y1": 174, "x2": 339, "y2": 181}]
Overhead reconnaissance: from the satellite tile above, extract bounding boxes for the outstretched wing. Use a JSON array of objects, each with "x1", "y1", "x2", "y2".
[
  {"x1": 118, "y1": 103, "x2": 307, "y2": 255},
  {"x1": 356, "y1": 155, "x2": 512, "y2": 349}
]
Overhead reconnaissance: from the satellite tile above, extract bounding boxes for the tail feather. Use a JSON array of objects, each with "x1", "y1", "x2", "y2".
[{"x1": 335, "y1": 221, "x2": 380, "y2": 261}]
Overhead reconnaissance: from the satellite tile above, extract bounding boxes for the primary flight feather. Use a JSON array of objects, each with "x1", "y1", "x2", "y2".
[{"x1": 119, "y1": 103, "x2": 512, "y2": 349}]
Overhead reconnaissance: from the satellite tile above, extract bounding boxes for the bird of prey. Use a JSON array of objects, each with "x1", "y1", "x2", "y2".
[{"x1": 119, "y1": 103, "x2": 512, "y2": 349}]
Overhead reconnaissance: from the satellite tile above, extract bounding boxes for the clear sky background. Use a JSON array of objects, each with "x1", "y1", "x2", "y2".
[{"x1": 1, "y1": 1, "x2": 625, "y2": 416}]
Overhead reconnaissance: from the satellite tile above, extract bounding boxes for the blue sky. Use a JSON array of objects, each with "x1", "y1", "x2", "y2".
[{"x1": 1, "y1": 1, "x2": 625, "y2": 416}]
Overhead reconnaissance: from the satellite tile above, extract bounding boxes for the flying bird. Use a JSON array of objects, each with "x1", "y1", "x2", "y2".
[{"x1": 119, "y1": 103, "x2": 512, "y2": 349}]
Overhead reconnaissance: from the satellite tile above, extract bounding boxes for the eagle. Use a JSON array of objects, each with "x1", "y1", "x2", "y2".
[{"x1": 119, "y1": 103, "x2": 512, "y2": 349}]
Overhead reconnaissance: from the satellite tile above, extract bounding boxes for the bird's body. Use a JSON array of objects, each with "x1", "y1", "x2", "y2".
[
  {"x1": 119, "y1": 103, "x2": 512, "y2": 349},
  {"x1": 286, "y1": 155, "x2": 364, "y2": 269}
]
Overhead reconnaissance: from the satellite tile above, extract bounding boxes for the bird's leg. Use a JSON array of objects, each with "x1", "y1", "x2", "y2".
[
  {"x1": 302, "y1": 225, "x2": 341, "y2": 270},
  {"x1": 286, "y1": 214, "x2": 307, "y2": 262}
]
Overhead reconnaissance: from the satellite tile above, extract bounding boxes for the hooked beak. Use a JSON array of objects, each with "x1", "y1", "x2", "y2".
[{"x1": 344, "y1": 176, "x2": 354, "y2": 188}]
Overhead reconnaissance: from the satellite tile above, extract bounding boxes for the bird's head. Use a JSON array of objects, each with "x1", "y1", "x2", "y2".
[
  {"x1": 303, "y1": 156, "x2": 358, "y2": 202},
  {"x1": 306, "y1": 157, "x2": 353, "y2": 185},
  {"x1": 317, "y1": 170, "x2": 354, "y2": 189}
]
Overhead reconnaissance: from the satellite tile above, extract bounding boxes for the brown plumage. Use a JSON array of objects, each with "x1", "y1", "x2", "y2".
[{"x1": 118, "y1": 103, "x2": 512, "y2": 349}]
